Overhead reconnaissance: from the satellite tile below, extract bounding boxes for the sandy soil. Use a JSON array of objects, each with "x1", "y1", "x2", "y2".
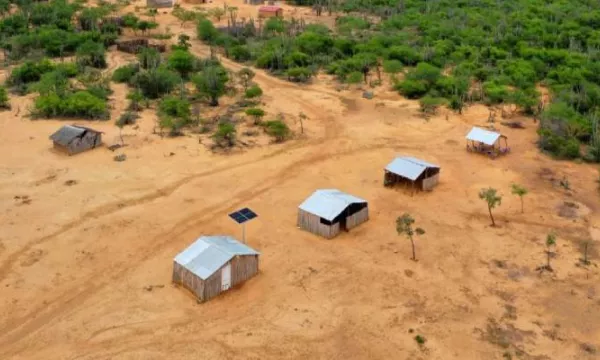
[{"x1": 1, "y1": 2, "x2": 600, "y2": 359}]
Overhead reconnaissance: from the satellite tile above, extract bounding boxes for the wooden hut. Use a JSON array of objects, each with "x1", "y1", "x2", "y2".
[
  {"x1": 49, "y1": 125, "x2": 102, "y2": 155},
  {"x1": 172, "y1": 236, "x2": 260, "y2": 302},
  {"x1": 258, "y1": 5, "x2": 283, "y2": 18},
  {"x1": 384, "y1": 156, "x2": 440, "y2": 191},
  {"x1": 466, "y1": 127, "x2": 510, "y2": 158},
  {"x1": 297, "y1": 189, "x2": 369, "y2": 239},
  {"x1": 146, "y1": 0, "x2": 174, "y2": 8}
]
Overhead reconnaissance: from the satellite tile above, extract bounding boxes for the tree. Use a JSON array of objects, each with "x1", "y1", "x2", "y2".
[
  {"x1": 479, "y1": 187, "x2": 502, "y2": 226},
  {"x1": 209, "y1": 7, "x2": 225, "y2": 22},
  {"x1": 130, "y1": 68, "x2": 180, "y2": 99},
  {"x1": 237, "y1": 68, "x2": 255, "y2": 91},
  {"x1": 396, "y1": 213, "x2": 425, "y2": 261},
  {"x1": 172, "y1": 7, "x2": 197, "y2": 27},
  {"x1": 245, "y1": 107, "x2": 265, "y2": 125},
  {"x1": 545, "y1": 233, "x2": 557, "y2": 271},
  {"x1": 177, "y1": 34, "x2": 191, "y2": 50},
  {"x1": 298, "y1": 112, "x2": 307, "y2": 134},
  {"x1": 213, "y1": 122, "x2": 236, "y2": 147},
  {"x1": 192, "y1": 65, "x2": 229, "y2": 106},
  {"x1": 167, "y1": 49, "x2": 195, "y2": 78},
  {"x1": 511, "y1": 184, "x2": 528, "y2": 213}
]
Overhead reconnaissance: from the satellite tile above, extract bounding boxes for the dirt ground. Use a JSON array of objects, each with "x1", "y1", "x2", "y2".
[{"x1": 1, "y1": 2, "x2": 600, "y2": 359}]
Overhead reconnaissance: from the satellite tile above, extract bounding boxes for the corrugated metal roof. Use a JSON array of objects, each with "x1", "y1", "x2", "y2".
[
  {"x1": 466, "y1": 127, "x2": 501, "y2": 146},
  {"x1": 299, "y1": 189, "x2": 367, "y2": 221},
  {"x1": 174, "y1": 236, "x2": 259, "y2": 280},
  {"x1": 385, "y1": 156, "x2": 439, "y2": 181},
  {"x1": 49, "y1": 125, "x2": 86, "y2": 146}
]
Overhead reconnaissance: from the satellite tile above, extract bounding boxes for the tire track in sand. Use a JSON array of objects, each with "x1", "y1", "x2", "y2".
[{"x1": 0, "y1": 139, "x2": 412, "y2": 355}]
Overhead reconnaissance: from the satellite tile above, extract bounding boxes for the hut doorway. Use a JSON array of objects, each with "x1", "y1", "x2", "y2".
[
  {"x1": 340, "y1": 216, "x2": 348, "y2": 232},
  {"x1": 221, "y1": 264, "x2": 231, "y2": 291}
]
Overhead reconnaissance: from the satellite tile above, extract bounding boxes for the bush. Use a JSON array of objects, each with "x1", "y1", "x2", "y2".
[
  {"x1": 346, "y1": 71, "x2": 363, "y2": 84},
  {"x1": 245, "y1": 107, "x2": 265, "y2": 124},
  {"x1": 158, "y1": 96, "x2": 190, "y2": 120},
  {"x1": 76, "y1": 40, "x2": 107, "y2": 69},
  {"x1": 112, "y1": 64, "x2": 139, "y2": 83},
  {"x1": 395, "y1": 79, "x2": 428, "y2": 99},
  {"x1": 285, "y1": 67, "x2": 312, "y2": 83},
  {"x1": 167, "y1": 49, "x2": 196, "y2": 78},
  {"x1": 8, "y1": 59, "x2": 56, "y2": 88},
  {"x1": 229, "y1": 45, "x2": 252, "y2": 62},
  {"x1": 263, "y1": 120, "x2": 290, "y2": 142},
  {"x1": 197, "y1": 19, "x2": 218, "y2": 43},
  {"x1": 383, "y1": 59, "x2": 403, "y2": 74},
  {"x1": 138, "y1": 47, "x2": 162, "y2": 70},
  {"x1": 0, "y1": 87, "x2": 10, "y2": 109},
  {"x1": 34, "y1": 91, "x2": 109, "y2": 120},
  {"x1": 130, "y1": 67, "x2": 181, "y2": 99},
  {"x1": 116, "y1": 111, "x2": 139, "y2": 126},
  {"x1": 213, "y1": 122, "x2": 236, "y2": 147},
  {"x1": 419, "y1": 96, "x2": 446, "y2": 114},
  {"x1": 245, "y1": 85, "x2": 263, "y2": 99}
]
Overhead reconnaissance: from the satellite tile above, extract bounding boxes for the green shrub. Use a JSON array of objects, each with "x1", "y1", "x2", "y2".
[
  {"x1": 197, "y1": 19, "x2": 218, "y2": 43},
  {"x1": 0, "y1": 87, "x2": 10, "y2": 109},
  {"x1": 8, "y1": 59, "x2": 56, "y2": 88},
  {"x1": 34, "y1": 91, "x2": 108, "y2": 120},
  {"x1": 130, "y1": 67, "x2": 181, "y2": 99},
  {"x1": 213, "y1": 122, "x2": 236, "y2": 147},
  {"x1": 419, "y1": 96, "x2": 446, "y2": 114},
  {"x1": 158, "y1": 96, "x2": 190, "y2": 120},
  {"x1": 76, "y1": 40, "x2": 107, "y2": 69},
  {"x1": 245, "y1": 85, "x2": 263, "y2": 99},
  {"x1": 138, "y1": 47, "x2": 162, "y2": 70},
  {"x1": 285, "y1": 67, "x2": 312, "y2": 83},
  {"x1": 346, "y1": 71, "x2": 363, "y2": 84},
  {"x1": 229, "y1": 45, "x2": 252, "y2": 62},
  {"x1": 245, "y1": 107, "x2": 265, "y2": 124},
  {"x1": 116, "y1": 111, "x2": 139, "y2": 126},
  {"x1": 112, "y1": 64, "x2": 139, "y2": 83},
  {"x1": 383, "y1": 59, "x2": 403, "y2": 74},
  {"x1": 263, "y1": 120, "x2": 290, "y2": 142},
  {"x1": 395, "y1": 79, "x2": 428, "y2": 99}
]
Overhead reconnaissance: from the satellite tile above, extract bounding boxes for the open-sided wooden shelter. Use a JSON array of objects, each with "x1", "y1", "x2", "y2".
[
  {"x1": 384, "y1": 156, "x2": 440, "y2": 191},
  {"x1": 297, "y1": 189, "x2": 369, "y2": 239},
  {"x1": 466, "y1": 127, "x2": 510, "y2": 158}
]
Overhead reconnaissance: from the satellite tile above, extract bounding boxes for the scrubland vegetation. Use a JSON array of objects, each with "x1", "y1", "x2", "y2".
[{"x1": 196, "y1": 0, "x2": 600, "y2": 161}]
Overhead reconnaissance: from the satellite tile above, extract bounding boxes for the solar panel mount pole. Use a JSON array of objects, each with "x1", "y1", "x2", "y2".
[{"x1": 242, "y1": 222, "x2": 246, "y2": 243}]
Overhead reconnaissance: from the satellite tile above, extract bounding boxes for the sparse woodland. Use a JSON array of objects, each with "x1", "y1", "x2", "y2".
[{"x1": 196, "y1": 0, "x2": 600, "y2": 162}]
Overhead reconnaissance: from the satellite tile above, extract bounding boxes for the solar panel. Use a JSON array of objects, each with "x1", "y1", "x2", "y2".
[{"x1": 228, "y1": 207, "x2": 258, "y2": 224}]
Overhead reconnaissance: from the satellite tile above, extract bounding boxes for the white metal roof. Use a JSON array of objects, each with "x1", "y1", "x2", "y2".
[
  {"x1": 466, "y1": 127, "x2": 502, "y2": 146},
  {"x1": 385, "y1": 156, "x2": 439, "y2": 181},
  {"x1": 298, "y1": 189, "x2": 367, "y2": 221},
  {"x1": 174, "y1": 236, "x2": 259, "y2": 280}
]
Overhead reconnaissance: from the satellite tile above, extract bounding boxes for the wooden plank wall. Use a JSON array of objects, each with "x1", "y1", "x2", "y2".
[
  {"x1": 422, "y1": 173, "x2": 440, "y2": 191},
  {"x1": 346, "y1": 206, "x2": 369, "y2": 230},
  {"x1": 297, "y1": 210, "x2": 340, "y2": 239},
  {"x1": 201, "y1": 255, "x2": 260, "y2": 302},
  {"x1": 172, "y1": 262, "x2": 205, "y2": 300}
]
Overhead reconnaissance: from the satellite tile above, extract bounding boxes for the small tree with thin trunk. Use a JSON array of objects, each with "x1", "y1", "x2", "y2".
[
  {"x1": 297, "y1": 112, "x2": 307, "y2": 134},
  {"x1": 237, "y1": 68, "x2": 255, "y2": 91},
  {"x1": 245, "y1": 108, "x2": 265, "y2": 125},
  {"x1": 511, "y1": 184, "x2": 528, "y2": 213},
  {"x1": 396, "y1": 213, "x2": 425, "y2": 261},
  {"x1": 479, "y1": 187, "x2": 502, "y2": 226},
  {"x1": 545, "y1": 233, "x2": 556, "y2": 271}
]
